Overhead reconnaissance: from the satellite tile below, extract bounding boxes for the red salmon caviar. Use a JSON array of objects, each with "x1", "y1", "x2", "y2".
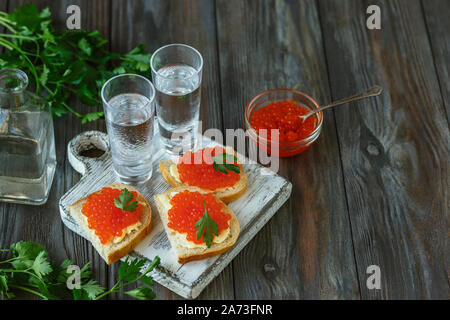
[
  {"x1": 168, "y1": 191, "x2": 230, "y2": 244},
  {"x1": 81, "y1": 187, "x2": 143, "y2": 245},
  {"x1": 177, "y1": 147, "x2": 241, "y2": 190},
  {"x1": 250, "y1": 99, "x2": 317, "y2": 142}
]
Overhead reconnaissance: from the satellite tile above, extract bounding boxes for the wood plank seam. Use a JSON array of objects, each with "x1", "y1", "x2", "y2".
[{"x1": 316, "y1": 0, "x2": 363, "y2": 299}]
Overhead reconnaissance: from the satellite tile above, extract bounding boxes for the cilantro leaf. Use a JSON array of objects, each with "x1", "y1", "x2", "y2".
[
  {"x1": 194, "y1": 200, "x2": 219, "y2": 248},
  {"x1": 139, "y1": 275, "x2": 153, "y2": 287},
  {"x1": 114, "y1": 188, "x2": 138, "y2": 212},
  {"x1": 8, "y1": 3, "x2": 42, "y2": 32},
  {"x1": 32, "y1": 251, "x2": 52, "y2": 278},
  {"x1": 0, "y1": 240, "x2": 160, "y2": 300},
  {"x1": 72, "y1": 288, "x2": 89, "y2": 300},
  {"x1": 80, "y1": 279, "x2": 105, "y2": 299},
  {"x1": 78, "y1": 38, "x2": 92, "y2": 56},
  {"x1": 11, "y1": 241, "x2": 45, "y2": 260},
  {"x1": 125, "y1": 287, "x2": 156, "y2": 300},
  {"x1": 0, "y1": 3, "x2": 152, "y2": 123},
  {"x1": 10, "y1": 241, "x2": 45, "y2": 270},
  {"x1": 211, "y1": 152, "x2": 240, "y2": 175},
  {"x1": 118, "y1": 257, "x2": 146, "y2": 282},
  {"x1": 81, "y1": 111, "x2": 104, "y2": 124}
]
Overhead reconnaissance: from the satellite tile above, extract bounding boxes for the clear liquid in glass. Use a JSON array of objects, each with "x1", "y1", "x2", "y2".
[
  {"x1": 105, "y1": 93, "x2": 154, "y2": 183},
  {"x1": 153, "y1": 64, "x2": 201, "y2": 154}
]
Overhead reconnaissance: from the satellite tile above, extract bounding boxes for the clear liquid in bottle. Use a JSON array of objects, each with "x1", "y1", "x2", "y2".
[{"x1": 0, "y1": 68, "x2": 56, "y2": 205}]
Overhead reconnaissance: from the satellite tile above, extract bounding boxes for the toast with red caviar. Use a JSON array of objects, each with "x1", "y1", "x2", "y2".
[
  {"x1": 68, "y1": 183, "x2": 152, "y2": 265},
  {"x1": 154, "y1": 186, "x2": 240, "y2": 264},
  {"x1": 159, "y1": 146, "x2": 248, "y2": 204}
]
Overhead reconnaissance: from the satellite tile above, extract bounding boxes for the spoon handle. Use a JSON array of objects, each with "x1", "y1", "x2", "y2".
[{"x1": 307, "y1": 85, "x2": 383, "y2": 117}]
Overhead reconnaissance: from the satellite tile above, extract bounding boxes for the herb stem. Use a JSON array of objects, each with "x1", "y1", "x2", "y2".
[
  {"x1": 0, "y1": 257, "x2": 17, "y2": 264},
  {"x1": 0, "y1": 268, "x2": 47, "y2": 287},
  {"x1": 0, "y1": 33, "x2": 37, "y2": 41},
  {"x1": 0, "y1": 17, "x2": 17, "y2": 34},
  {"x1": 41, "y1": 83, "x2": 83, "y2": 118},
  {"x1": 0, "y1": 37, "x2": 40, "y2": 93},
  {"x1": 94, "y1": 282, "x2": 119, "y2": 300},
  {"x1": 93, "y1": 258, "x2": 159, "y2": 300},
  {"x1": 8, "y1": 284, "x2": 48, "y2": 299}
]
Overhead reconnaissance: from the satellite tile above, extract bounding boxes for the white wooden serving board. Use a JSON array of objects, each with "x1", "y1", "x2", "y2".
[{"x1": 59, "y1": 129, "x2": 292, "y2": 299}]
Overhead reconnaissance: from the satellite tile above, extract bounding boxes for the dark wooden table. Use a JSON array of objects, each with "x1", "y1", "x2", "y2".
[{"x1": 0, "y1": 0, "x2": 448, "y2": 300}]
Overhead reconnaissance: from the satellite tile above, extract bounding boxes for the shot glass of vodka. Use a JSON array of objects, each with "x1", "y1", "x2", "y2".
[
  {"x1": 101, "y1": 74, "x2": 156, "y2": 184},
  {"x1": 150, "y1": 44, "x2": 203, "y2": 154}
]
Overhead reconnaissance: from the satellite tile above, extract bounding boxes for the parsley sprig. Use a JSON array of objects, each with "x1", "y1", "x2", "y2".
[
  {"x1": 194, "y1": 200, "x2": 219, "y2": 248},
  {"x1": 114, "y1": 188, "x2": 138, "y2": 212},
  {"x1": 0, "y1": 240, "x2": 160, "y2": 300},
  {"x1": 0, "y1": 3, "x2": 152, "y2": 123},
  {"x1": 212, "y1": 152, "x2": 240, "y2": 175},
  {"x1": 93, "y1": 256, "x2": 160, "y2": 300}
]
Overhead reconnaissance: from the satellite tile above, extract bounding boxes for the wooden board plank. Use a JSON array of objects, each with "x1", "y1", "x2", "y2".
[
  {"x1": 0, "y1": 0, "x2": 111, "y2": 299},
  {"x1": 318, "y1": 0, "x2": 449, "y2": 299},
  {"x1": 110, "y1": 0, "x2": 230, "y2": 299},
  {"x1": 59, "y1": 130, "x2": 292, "y2": 299},
  {"x1": 215, "y1": 0, "x2": 360, "y2": 299},
  {"x1": 421, "y1": 0, "x2": 450, "y2": 124}
]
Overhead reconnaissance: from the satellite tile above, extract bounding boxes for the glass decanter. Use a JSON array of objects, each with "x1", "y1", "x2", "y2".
[{"x1": 0, "y1": 68, "x2": 56, "y2": 205}]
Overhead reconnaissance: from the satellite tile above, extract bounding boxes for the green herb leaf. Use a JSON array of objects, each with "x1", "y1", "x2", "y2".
[
  {"x1": 125, "y1": 287, "x2": 156, "y2": 300},
  {"x1": 10, "y1": 241, "x2": 45, "y2": 270},
  {"x1": 211, "y1": 152, "x2": 240, "y2": 175},
  {"x1": 39, "y1": 64, "x2": 49, "y2": 86},
  {"x1": 118, "y1": 257, "x2": 146, "y2": 282},
  {"x1": 80, "y1": 279, "x2": 105, "y2": 300},
  {"x1": 8, "y1": 3, "x2": 42, "y2": 32},
  {"x1": 73, "y1": 288, "x2": 89, "y2": 300},
  {"x1": 0, "y1": 241, "x2": 160, "y2": 301},
  {"x1": 194, "y1": 200, "x2": 219, "y2": 248},
  {"x1": 114, "y1": 188, "x2": 139, "y2": 212},
  {"x1": 0, "y1": 273, "x2": 9, "y2": 294},
  {"x1": 139, "y1": 275, "x2": 153, "y2": 287},
  {"x1": 78, "y1": 38, "x2": 92, "y2": 56},
  {"x1": 0, "y1": 3, "x2": 152, "y2": 123},
  {"x1": 32, "y1": 251, "x2": 52, "y2": 278},
  {"x1": 81, "y1": 111, "x2": 104, "y2": 124}
]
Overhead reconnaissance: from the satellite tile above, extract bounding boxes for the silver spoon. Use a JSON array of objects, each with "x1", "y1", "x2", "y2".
[{"x1": 299, "y1": 85, "x2": 383, "y2": 123}]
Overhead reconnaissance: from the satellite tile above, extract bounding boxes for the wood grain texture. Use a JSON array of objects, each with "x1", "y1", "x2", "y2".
[
  {"x1": 110, "y1": 0, "x2": 231, "y2": 299},
  {"x1": 318, "y1": 0, "x2": 449, "y2": 299},
  {"x1": 1, "y1": 0, "x2": 448, "y2": 301},
  {"x1": 421, "y1": 0, "x2": 450, "y2": 124},
  {"x1": 215, "y1": 0, "x2": 360, "y2": 299},
  {"x1": 0, "y1": 0, "x2": 110, "y2": 299}
]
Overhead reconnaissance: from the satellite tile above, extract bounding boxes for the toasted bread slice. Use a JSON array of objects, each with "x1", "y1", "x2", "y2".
[
  {"x1": 68, "y1": 183, "x2": 152, "y2": 264},
  {"x1": 159, "y1": 148, "x2": 248, "y2": 203},
  {"x1": 154, "y1": 186, "x2": 240, "y2": 264}
]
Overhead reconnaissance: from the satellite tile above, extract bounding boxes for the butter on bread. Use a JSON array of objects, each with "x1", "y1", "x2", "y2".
[
  {"x1": 159, "y1": 147, "x2": 248, "y2": 203},
  {"x1": 68, "y1": 183, "x2": 152, "y2": 264},
  {"x1": 154, "y1": 186, "x2": 240, "y2": 264}
]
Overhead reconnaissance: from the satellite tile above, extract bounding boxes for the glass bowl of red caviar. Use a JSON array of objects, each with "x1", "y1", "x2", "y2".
[{"x1": 245, "y1": 88, "x2": 323, "y2": 157}]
